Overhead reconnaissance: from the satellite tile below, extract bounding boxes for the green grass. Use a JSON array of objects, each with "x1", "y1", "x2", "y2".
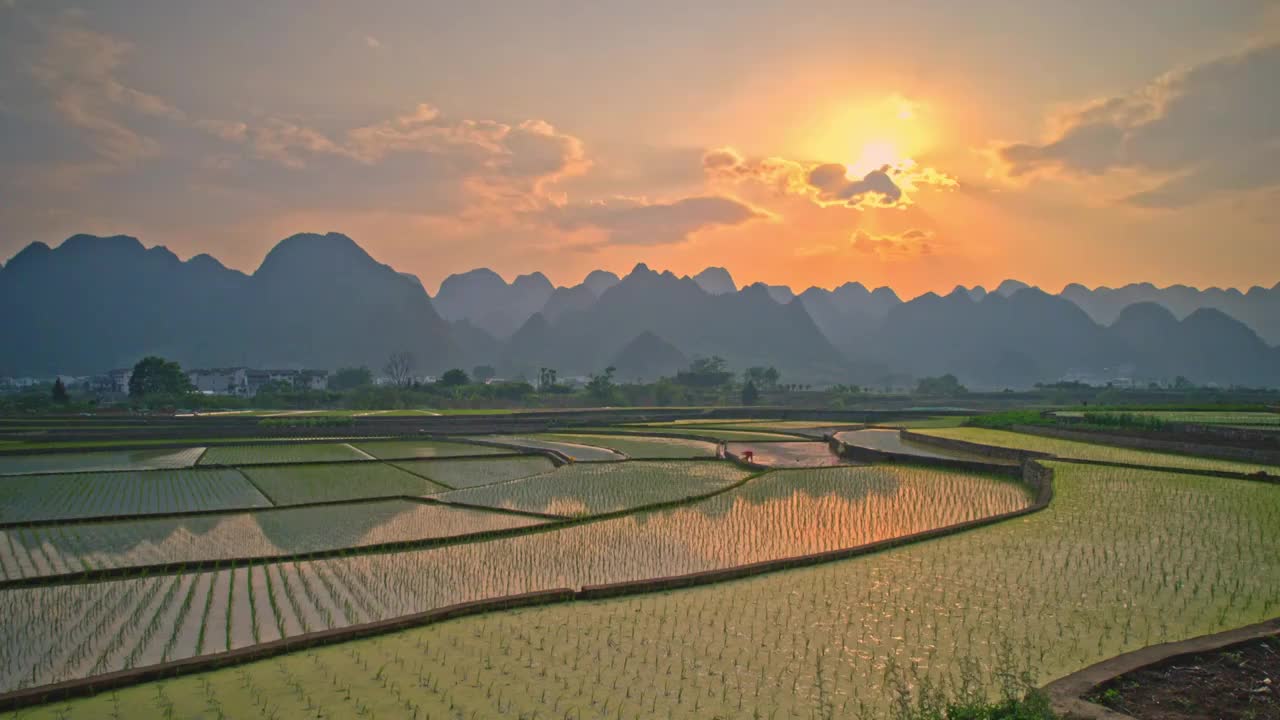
[
  {"x1": 432, "y1": 460, "x2": 750, "y2": 517},
  {"x1": 351, "y1": 439, "x2": 505, "y2": 460},
  {"x1": 239, "y1": 463, "x2": 448, "y2": 504},
  {"x1": 533, "y1": 433, "x2": 719, "y2": 458},
  {"x1": 197, "y1": 443, "x2": 369, "y2": 466},
  {"x1": 390, "y1": 455, "x2": 556, "y2": 489},
  {"x1": 1056, "y1": 410, "x2": 1280, "y2": 426},
  {"x1": 918, "y1": 427, "x2": 1280, "y2": 475}
]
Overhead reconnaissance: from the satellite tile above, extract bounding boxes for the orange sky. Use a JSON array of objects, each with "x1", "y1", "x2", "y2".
[{"x1": 1, "y1": 2, "x2": 1278, "y2": 298}]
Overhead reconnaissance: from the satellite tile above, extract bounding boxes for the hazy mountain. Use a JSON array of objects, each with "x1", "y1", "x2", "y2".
[
  {"x1": 763, "y1": 284, "x2": 795, "y2": 304},
  {"x1": 0, "y1": 233, "x2": 458, "y2": 376},
  {"x1": 610, "y1": 331, "x2": 689, "y2": 382},
  {"x1": 692, "y1": 267, "x2": 736, "y2": 295},
  {"x1": 1109, "y1": 303, "x2": 1280, "y2": 386},
  {"x1": 502, "y1": 264, "x2": 848, "y2": 381},
  {"x1": 582, "y1": 269, "x2": 620, "y2": 296},
  {"x1": 1060, "y1": 282, "x2": 1280, "y2": 344},
  {"x1": 541, "y1": 270, "x2": 621, "y2": 323},
  {"x1": 797, "y1": 282, "x2": 902, "y2": 357},
  {"x1": 450, "y1": 319, "x2": 501, "y2": 369},
  {"x1": 432, "y1": 268, "x2": 555, "y2": 338},
  {"x1": 994, "y1": 279, "x2": 1031, "y2": 297}
]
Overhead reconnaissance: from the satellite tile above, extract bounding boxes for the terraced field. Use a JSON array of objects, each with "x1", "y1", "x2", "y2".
[
  {"x1": 533, "y1": 433, "x2": 719, "y2": 458},
  {"x1": 0, "y1": 468, "x2": 270, "y2": 524},
  {"x1": 836, "y1": 428, "x2": 1016, "y2": 464},
  {"x1": 350, "y1": 439, "x2": 505, "y2": 460},
  {"x1": 0, "y1": 447, "x2": 206, "y2": 476},
  {"x1": 10, "y1": 461, "x2": 1274, "y2": 719},
  {"x1": 198, "y1": 443, "x2": 369, "y2": 466},
  {"x1": 239, "y1": 463, "x2": 448, "y2": 504},
  {"x1": 917, "y1": 427, "x2": 1280, "y2": 474},
  {"x1": 390, "y1": 455, "x2": 557, "y2": 489},
  {"x1": 433, "y1": 460, "x2": 750, "y2": 517},
  {"x1": 0, "y1": 501, "x2": 548, "y2": 581},
  {"x1": 477, "y1": 435, "x2": 626, "y2": 461}
]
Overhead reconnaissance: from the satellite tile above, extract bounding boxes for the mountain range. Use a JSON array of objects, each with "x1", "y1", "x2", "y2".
[{"x1": 2, "y1": 233, "x2": 1278, "y2": 388}]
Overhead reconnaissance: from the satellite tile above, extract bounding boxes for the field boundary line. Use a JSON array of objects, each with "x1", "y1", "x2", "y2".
[{"x1": 234, "y1": 467, "x2": 279, "y2": 506}]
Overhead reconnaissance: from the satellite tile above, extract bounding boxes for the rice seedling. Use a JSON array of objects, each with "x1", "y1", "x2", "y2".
[{"x1": 477, "y1": 435, "x2": 626, "y2": 461}]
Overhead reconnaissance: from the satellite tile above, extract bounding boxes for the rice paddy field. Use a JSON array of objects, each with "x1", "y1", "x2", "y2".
[
  {"x1": 0, "y1": 468, "x2": 271, "y2": 524},
  {"x1": 477, "y1": 435, "x2": 626, "y2": 461},
  {"x1": 725, "y1": 441, "x2": 848, "y2": 467},
  {"x1": 432, "y1": 460, "x2": 751, "y2": 517},
  {"x1": 2, "y1": 418, "x2": 1278, "y2": 718},
  {"x1": 198, "y1": 443, "x2": 370, "y2": 466},
  {"x1": 532, "y1": 433, "x2": 719, "y2": 458},
  {"x1": 390, "y1": 455, "x2": 556, "y2": 489},
  {"x1": 0, "y1": 447, "x2": 206, "y2": 476},
  {"x1": 239, "y1": 463, "x2": 449, "y2": 505},
  {"x1": 349, "y1": 439, "x2": 505, "y2": 460},
  {"x1": 0, "y1": 501, "x2": 547, "y2": 582},
  {"x1": 836, "y1": 428, "x2": 1017, "y2": 464},
  {"x1": 916, "y1": 426, "x2": 1280, "y2": 475}
]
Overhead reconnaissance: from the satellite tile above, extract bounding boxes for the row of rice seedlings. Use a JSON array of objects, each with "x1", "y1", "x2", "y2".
[
  {"x1": 0, "y1": 500, "x2": 547, "y2": 581},
  {"x1": 12, "y1": 462, "x2": 1276, "y2": 718},
  {"x1": 239, "y1": 463, "x2": 448, "y2": 505},
  {"x1": 391, "y1": 455, "x2": 556, "y2": 490},
  {"x1": 0, "y1": 468, "x2": 270, "y2": 524},
  {"x1": 432, "y1": 460, "x2": 751, "y2": 517},
  {"x1": 197, "y1": 443, "x2": 367, "y2": 466},
  {"x1": 532, "y1": 433, "x2": 720, "y2": 459},
  {"x1": 1056, "y1": 410, "x2": 1280, "y2": 426},
  {"x1": 919, "y1": 426, "x2": 1280, "y2": 474},
  {"x1": 0, "y1": 448, "x2": 205, "y2": 477}
]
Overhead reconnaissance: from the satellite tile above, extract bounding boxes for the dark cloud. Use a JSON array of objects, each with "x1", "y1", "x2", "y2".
[
  {"x1": 808, "y1": 164, "x2": 904, "y2": 206},
  {"x1": 997, "y1": 42, "x2": 1280, "y2": 207},
  {"x1": 546, "y1": 195, "x2": 765, "y2": 245}
]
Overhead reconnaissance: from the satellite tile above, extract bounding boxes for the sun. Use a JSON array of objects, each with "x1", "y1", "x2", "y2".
[{"x1": 849, "y1": 140, "x2": 901, "y2": 176}]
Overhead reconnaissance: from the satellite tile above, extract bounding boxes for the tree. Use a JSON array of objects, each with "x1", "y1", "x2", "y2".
[
  {"x1": 538, "y1": 367, "x2": 558, "y2": 390},
  {"x1": 128, "y1": 356, "x2": 194, "y2": 399},
  {"x1": 383, "y1": 351, "x2": 416, "y2": 387},
  {"x1": 440, "y1": 368, "x2": 470, "y2": 386},
  {"x1": 915, "y1": 374, "x2": 968, "y2": 396},
  {"x1": 741, "y1": 380, "x2": 759, "y2": 405},
  {"x1": 586, "y1": 366, "x2": 617, "y2": 404},
  {"x1": 675, "y1": 356, "x2": 733, "y2": 388},
  {"x1": 473, "y1": 365, "x2": 497, "y2": 383},
  {"x1": 744, "y1": 366, "x2": 781, "y2": 390},
  {"x1": 51, "y1": 378, "x2": 69, "y2": 404},
  {"x1": 330, "y1": 366, "x2": 373, "y2": 391}
]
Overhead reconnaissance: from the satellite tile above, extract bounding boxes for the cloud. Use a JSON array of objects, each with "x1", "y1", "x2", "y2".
[
  {"x1": 705, "y1": 148, "x2": 956, "y2": 209},
  {"x1": 545, "y1": 195, "x2": 766, "y2": 246},
  {"x1": 364, "y1": 34, "x2": 382, "y2": 50},
  {"x1": 797, "y1": 228, "x2": 937, "y2": 260},
  {"x1": 995, "y1": 42, "x2": 1280, "y2": 207}
]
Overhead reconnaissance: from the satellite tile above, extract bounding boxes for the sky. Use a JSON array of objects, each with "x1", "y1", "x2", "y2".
[{"x1": 1, "y1": 0, "x2": 1278, "y2": 299}]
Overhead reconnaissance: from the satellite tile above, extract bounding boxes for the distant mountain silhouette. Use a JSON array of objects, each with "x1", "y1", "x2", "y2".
[
  {"x1": 3, "y1": 234, "x2": 1277, "y2": 388},
  {"x1": 432, "y1": 268, "x2": 554, "y2": 338},
  {"x1": 610, "y1": 331, "x2": 689, "y2": 382},
  {"x1": 0, "y1": 233, "x2": 457, "y2": 376},
  {"x1": 1061, "y1": 281, "x2": 1280, "y2": 344},
  {"x1": 496, "y1": 263, "x2": 848, "y2": 381},
  {"x1": 692, "y1": 267, "x2": 736, "y2": 295}
]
